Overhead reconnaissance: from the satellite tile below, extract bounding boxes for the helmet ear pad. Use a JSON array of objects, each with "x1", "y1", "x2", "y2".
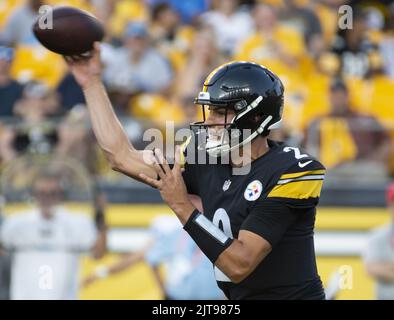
[
  {"x1": 233, "y1": 95, "x2": 282, "y2": 137},
  {"x1": 233, "y1": 112, "x2": 270, "y2": 139},
  {"x1": 234, "y1": 108, "x2": 261, "y2": 132}
]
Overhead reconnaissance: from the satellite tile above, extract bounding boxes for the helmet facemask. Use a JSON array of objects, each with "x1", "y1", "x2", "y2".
[
  {"x1": 190, "y1": 105, "x2": 234, "y2": 157},
  {"x1": 190, "y1": 95, "x2": 274, "y2": 158}
]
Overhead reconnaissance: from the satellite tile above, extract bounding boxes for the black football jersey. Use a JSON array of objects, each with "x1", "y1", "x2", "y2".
[{"x1": 181, "y1": 138, "x2": 326, "y2": 300}]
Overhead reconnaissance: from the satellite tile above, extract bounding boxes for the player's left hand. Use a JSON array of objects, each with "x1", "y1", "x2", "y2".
[{"x1": 139, "y1": 146, "x2": 195, "y2": 224}]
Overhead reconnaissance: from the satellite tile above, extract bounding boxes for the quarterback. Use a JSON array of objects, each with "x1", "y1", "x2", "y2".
[{"x1": 65, "y1": 43, "x2": 326, "y2": 300}]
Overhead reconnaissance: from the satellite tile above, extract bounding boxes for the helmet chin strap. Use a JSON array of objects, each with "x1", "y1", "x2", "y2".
[{"x1": 206, "y1": 115, "x2": 273, "y2": 157}]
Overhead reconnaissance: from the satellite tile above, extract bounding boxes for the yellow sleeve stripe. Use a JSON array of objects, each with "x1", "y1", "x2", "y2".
[
  {"x1": 280, "y1": 169, "x2": 326, "y2": 180},
  {"x1": 268, "y1": 180, "x2": 324, "y2": 199},
  {"x1": 179, "y1": 136, "x2": 192, "y2": 168}
]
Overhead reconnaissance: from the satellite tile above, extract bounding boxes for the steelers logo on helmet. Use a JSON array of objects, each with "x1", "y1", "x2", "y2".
[{"x1": 191, "y1": 61, "x2": 284, "y2": 158}]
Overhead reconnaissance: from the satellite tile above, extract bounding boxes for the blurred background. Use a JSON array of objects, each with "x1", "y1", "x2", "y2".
[{"x1": 0, "y1": 0, "x2": 394, "y2": 300}]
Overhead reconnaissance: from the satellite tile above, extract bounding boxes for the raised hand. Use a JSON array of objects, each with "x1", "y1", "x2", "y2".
[{"x1": 64, "y1": 42, "x2": 103, "y2": 89}]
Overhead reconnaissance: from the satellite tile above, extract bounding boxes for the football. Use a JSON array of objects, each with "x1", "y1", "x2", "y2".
[{"x1": 32, "y1": 6, "x2": 104, "y2": 56}]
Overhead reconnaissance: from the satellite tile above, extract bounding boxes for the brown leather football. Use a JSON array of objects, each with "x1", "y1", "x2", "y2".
[{"x1": 32, "y1": 6, "x2": 104, "y2": 56}]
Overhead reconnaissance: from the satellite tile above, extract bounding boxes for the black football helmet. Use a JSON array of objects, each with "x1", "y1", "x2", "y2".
[{"x1": 191, "y1": 61, "x2": 284, "y2": 157}]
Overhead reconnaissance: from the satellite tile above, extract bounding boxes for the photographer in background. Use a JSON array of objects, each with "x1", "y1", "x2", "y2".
[{"x1": 0, "y1": 171, "x2": 107, "y2": 300}]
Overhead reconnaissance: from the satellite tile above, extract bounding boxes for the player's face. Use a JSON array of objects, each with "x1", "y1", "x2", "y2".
[
  {"x1": 204, "y1": 107, "x2": 235, "y2": 149},
  {"x1": 205, "y1": 107, "x2": 235, "y2": 127}
]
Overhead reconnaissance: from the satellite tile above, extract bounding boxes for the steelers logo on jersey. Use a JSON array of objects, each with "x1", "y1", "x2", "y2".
[{"x1": 244, "y1": 180, "x2": 263, "y2": 201}]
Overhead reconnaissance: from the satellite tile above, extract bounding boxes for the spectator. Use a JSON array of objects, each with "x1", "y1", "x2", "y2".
[
  {"x1": 83, "y1": 215, "x2": 224, "y2": 300},
  {"x1": 3, "y1": 0, "x2": 67, "y2": 88},
  {"x1": 0, "y1": 82, "x2": 60, "y2": 162},
  {"x1": 0, "y1": 0, "x2": 43, "y2": 46},
  {"x1": 148, "y1": 2, "x2": 193, "y2": 73},
  {"x1": 13, "y1": 81, "x2": 60, "y2": 124},
  {"x1": 305, "y1": 79, "x2": 392, "y2": 171},
  {"x1": 0, "y1": 170, "x2": 107, "y2": 300},
  {"x1": 363, "y1": 183, "x2": 394, "y2": 300},
  {"x1": 278, "y1": 0, "x2": 324, "y2": 57},
  {"x1": 235, "y1": 4, "x2": 306, "y2": 74},
  {"x1": 0, "y1": 46, "x2": 23, "y2": 118},
  {"x1": 149, "y1": 2, "x2": 180, "y2": 46},
  {"x1": 146, "y1": 0, "x2": 208, "y2": 24},
  {"x1": 201, "y1": 0, "x2": 253, "y2": 56},
  {"x1": 313, "y1": 0, "x2": 345, "y2": 48},
  {"x1": 54, "y1": 105, "x2": 98, "y2": 175},
  {"x1": 103, "y1": 22, "x2": 173, "y2": 95},
  {"x1": 331, "y1": 8, "x2": 383, "y2": 79},
  {"x1": 10, "y1": 82, "x2": 60, "y2": 156},
  {"x1": 56, "y1": 73, "x2": 85, "y2": 113},
  {"x1": 173, "y1": 27, "x2": 225, "y2": 123}
]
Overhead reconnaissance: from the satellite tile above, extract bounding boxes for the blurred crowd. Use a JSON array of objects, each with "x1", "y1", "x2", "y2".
[{"x1": 0, "y1": 0, "x2": 394, "y2": 182}]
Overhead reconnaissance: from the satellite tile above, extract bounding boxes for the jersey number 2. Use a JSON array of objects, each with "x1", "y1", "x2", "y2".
[{"x1": 283, "y1": 146, "x2": 308, "y2": 159}]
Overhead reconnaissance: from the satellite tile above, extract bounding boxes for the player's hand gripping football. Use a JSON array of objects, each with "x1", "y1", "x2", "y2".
[
  {"x1": 64, "y1": 42, "x2": 103, "y2": 89},
  {"x1": 139, "y1": 146, "x2": 195, "y2": 224}
]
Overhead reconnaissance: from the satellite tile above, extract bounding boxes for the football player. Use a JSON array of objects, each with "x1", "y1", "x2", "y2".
[{"x1": 65, "y1": 43, "x2": 326, "y2": 299}]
